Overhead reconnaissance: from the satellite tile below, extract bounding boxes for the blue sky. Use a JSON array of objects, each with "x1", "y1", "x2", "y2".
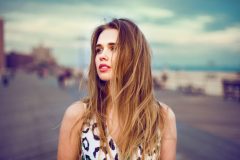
[{"x1": 0, "y1": 0, "x2": 240, "y2": 70}]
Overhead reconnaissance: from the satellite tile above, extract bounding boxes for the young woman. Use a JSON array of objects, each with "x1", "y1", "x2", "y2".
[{"x1": 58, "y1": 18, "x2": 177, "y2": 160}]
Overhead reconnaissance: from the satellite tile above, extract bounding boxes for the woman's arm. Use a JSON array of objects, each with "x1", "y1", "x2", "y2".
[
  {"x1": 160, "y1": 103, "x2": 177, "y2": 160},
  {"x1": 57, "y1": 101, "x2": 86, "y2": 160}
]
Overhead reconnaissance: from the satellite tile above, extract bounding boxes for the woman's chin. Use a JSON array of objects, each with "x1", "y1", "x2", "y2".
[
  {"x1": 99, "y1": 76, "x2": 111, "y2": 81},
  {"x1": 98, "y1": 73, "x2": 112, "y2": 81}
]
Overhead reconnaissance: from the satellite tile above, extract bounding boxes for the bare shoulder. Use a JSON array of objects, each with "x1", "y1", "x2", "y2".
[
  {"x1": 58, "y1": 101, "x2": 87, "y2": 159},
  {"x1": 60, "y1": 100, "x2": 87, "y2": 129},
  {"x1": 158, "y1": 102, "x2": 177, "y2": 160},
  {"x1": 59, "y1": 100, "x2": 87, "y2": 138},
  {"x1": 158, "y1": 101, "x2": 176, "y2": 121},
  {"x1": 64, "y1": 101, "x2": 87, "y2": 119},
  {"x1": 158, "y1": 101, "x2": 177, "y2": 139}
]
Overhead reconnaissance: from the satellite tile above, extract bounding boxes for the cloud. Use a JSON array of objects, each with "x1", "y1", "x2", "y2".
[
  {"x1": 2, "y1": 1, "x2": 240, "y2": 68},
  {"x1": 140, "y1": 15, "x2": 240, "y2": 53},
  {"x1": 3, "y1": 2, "x2": 175, "y2": 53}
]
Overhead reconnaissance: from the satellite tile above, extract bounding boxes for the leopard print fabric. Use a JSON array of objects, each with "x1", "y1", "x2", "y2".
[{"x1": 81, "y1": 118, "x2": 159, "y2": 160}]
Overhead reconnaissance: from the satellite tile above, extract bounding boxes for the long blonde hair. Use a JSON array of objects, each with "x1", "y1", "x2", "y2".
[{"x1": 81, "y1": 18, "x2": 166, "y2": 159}]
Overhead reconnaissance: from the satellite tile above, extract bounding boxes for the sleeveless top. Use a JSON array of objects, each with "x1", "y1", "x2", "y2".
[{"x1": 81, "y1": 117, "x2": 160, "y2": 160}]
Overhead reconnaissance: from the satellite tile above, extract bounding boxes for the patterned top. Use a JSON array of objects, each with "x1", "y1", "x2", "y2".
[{"x1": 81, "y1": 117, "x2": 159, "y2": 160}]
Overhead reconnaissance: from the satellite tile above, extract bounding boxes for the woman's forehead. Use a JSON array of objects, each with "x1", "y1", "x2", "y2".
[{"x1": 97, "y1": 29, "x2": 118, "y2": 45}]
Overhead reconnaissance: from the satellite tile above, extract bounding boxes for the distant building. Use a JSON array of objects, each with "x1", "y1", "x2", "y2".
[
  {"x1": 0, "y1": 17, "x2": 4, "y2": 75},
  {"x1": 6, "y1": 51, "x2": 34, "y2": 70},
  {"x1": 31, "y1": 44, "x2": 56, "y2": 66},
  {"x1": 31, "y1": 44, "x2": 58, "y2": 76}
]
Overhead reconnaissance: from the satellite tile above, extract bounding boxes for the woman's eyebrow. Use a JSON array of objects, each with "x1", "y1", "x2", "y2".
[
  {"x1": 108, "y1": 43, "x2": 116, "y2": 46},
  {"x1": 96, "y1": 44, "x2": 102, "y2": 48},
  {"x1": 96, "y1": 42, "x2": 116, "y2": 47}
]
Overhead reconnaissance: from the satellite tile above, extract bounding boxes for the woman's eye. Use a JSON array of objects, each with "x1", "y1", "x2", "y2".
[
  {"x1": 96, "y1": 48, "x2": 103, "y2": 54},
  {"x1": 110, "y1": 46, "x2": 116, "y2": 51}
]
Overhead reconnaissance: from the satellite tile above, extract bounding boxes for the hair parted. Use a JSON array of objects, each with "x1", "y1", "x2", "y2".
[{"x1": 78, "y1": 18, "x2": 166, "y2": 159}]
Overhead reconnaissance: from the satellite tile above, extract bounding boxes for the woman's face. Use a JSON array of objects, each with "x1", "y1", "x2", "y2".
[{"x1": 95, "y1": 29, "x2": 118, "y2": 81}]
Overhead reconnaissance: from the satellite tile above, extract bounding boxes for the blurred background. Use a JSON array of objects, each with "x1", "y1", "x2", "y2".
[{"x1": 0, "y1": 0, "x2": 240, "y2": 159}]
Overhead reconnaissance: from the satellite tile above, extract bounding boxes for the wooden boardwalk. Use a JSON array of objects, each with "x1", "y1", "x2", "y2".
[
  {"x1": 0, "y1": 72, "x2": 74, "y2": 160},
  {"x1": 154, "y1": 90, "x2": 240, "y2": 160},
  {"x1": 0, "y1": 72, "x2": 240, "y2": 160}
]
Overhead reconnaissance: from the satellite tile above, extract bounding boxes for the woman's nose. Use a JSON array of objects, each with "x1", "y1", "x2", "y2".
[{"x1": 99, "y1": 49, "x2": 109, "y2": 61}]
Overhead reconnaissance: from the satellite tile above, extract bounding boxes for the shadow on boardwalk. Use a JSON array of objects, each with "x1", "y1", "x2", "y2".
[{"x1": 0, "y1": 72, "x2": 240, "y2": 160}]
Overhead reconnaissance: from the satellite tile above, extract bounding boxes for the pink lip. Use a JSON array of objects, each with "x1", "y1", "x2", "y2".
[{"x1": 99, "y1": 64, "x2": 111, "y2": 72}]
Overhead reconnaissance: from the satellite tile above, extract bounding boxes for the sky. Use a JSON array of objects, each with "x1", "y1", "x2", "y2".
[{"x1": 0, "y1": 0, "x2": 240, "y2": 71}]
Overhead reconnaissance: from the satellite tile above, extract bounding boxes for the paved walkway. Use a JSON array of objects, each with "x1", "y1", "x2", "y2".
[
  {"x1": 0, "y1": 72, "x2": 74, "y2": 160},
  {"x1": 0, "y1": 72, "x2": 240, "y2": 160},
  {"x1": 154, "y1": 89, "x2": 240, "y2": 145},
  {"x1": 154, "y1": 89, "x2": 240, "y2": 160}
]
